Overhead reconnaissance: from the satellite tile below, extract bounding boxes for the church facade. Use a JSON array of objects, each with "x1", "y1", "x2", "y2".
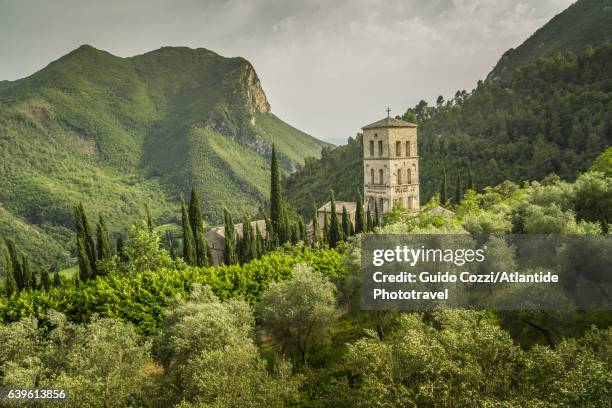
[{"x1": 362, "y1": 115, "x2": 420, "y2": 214}]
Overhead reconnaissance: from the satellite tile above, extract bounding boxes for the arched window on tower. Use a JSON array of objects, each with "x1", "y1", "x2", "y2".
[
  {"x1": 370, "y1": 168, "x2": 375, "y2": 185},
  {"x1": 379, "y1": 169, "x2": 384, "y2": 185},
  {"x1": 397, "y1": 169, "x2": 402, "y2": 185},
  {"x1": 396, "y1": 141, "x2": 401, "y2": 156},
  {"x1": 378, "y1": 140, "x2": 383, "y2": 156},
  {"x1": 369, "y1": 140, "x2": 374, "y2": 157},
  {"x1": 379, "y1": 197, "x2": 384, "y2": 212},
  {"x1": 405, "y1": 141, "x2": 411, "y2": 157},
  {"x1": 407, "y1": 168, "x2": 412, "y2": 184}
]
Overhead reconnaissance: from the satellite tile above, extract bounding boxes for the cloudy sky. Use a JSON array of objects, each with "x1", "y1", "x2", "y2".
[{"x1": 0, "y1": 0, "x2": 574, "y2": 144}]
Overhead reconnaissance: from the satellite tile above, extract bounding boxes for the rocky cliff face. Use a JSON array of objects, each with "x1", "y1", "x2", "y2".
[{"x1": 244, "y1": 64, "x2": 271, "y2": 115}]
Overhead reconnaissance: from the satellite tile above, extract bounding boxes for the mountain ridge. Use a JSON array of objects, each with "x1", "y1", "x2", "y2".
[
  {"x1": 487, "y1": 0, "x2": 612, "y2": 82},
  {"x1": 0, "y1": 45, "x2": 328, "y2": 269}
]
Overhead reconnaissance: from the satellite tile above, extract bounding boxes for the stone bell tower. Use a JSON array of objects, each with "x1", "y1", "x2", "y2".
[{"x1": 362, "y1": 108, "x2": 420, "y2": 214}]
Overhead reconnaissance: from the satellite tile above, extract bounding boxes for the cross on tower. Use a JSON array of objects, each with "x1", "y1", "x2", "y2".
[{"x1": 386, "y1": 106, "x2": 391, "y2": 118}]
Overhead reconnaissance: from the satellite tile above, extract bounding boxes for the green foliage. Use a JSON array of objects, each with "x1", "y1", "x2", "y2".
[
  {"x1": 0, "y1": 45, "x2": 327, "y2": 270},
  {"x1": 96, "y1": 214, "x2": 112, "y2": 262},
  {"x1": 257, "y1": 265, "x2": 337, "y2": 365},
  {"x1": 270, "y1": 144, "x2": 282, "y2": 235},
  {"x1": 223, "y1": 209, "x2": 239, "y2": 265},
  {"x1": 344, "y1": 311, "x2": 612, "y2": 407},
  {"x1": 328, "y1": 191, "x2": 341, "y2": 248},
  {"x1": 354, "y1": 190, "x2": 365, "y2": 234},
  {"x1": 0, "y1": 312, "x2": 151, "y2": 408},
  {"x1": 0, "y1": 247, "x2": 343, "y2": 335},
  {"x1": 188, "y1": 188, "x2": 210, "y2": 267},
  {"x1": 341, "y1": 206, "x2": 351, "y2": 239},
  {"x1": 590, "y1": 146, "x2": 612, "y2": 177},
  {"x1": 284, "y1": 135, "x2": 363, "y2": 217},
  {"x1": 488, "y1": 0, "x2": 612, "y2": 81},
  {"x1": 123, "y1": 222, "x2": 174, "y2": 274},
  {"x1": 154, "y1": 285, "x2": 299, "y2": 407},
  {"x1": 181, "y1": 198, "x2": 196, "y2": 265}
]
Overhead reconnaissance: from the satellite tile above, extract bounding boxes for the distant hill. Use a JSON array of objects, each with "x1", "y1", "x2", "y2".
[
  {"x1": 0, "y1": 45, "x2": 327, "y2": 268},
  {"x1": 488, "y1": 0, "x2": 612, "y2": 82},
  {"x1": 284, "y1": 43, "x2": 612, "y2": 216},
  {"x1": 283, "y1": 136, "x2": 363, "y2": 216}
]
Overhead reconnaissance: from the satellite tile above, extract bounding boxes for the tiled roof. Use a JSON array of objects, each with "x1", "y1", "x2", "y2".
[
  {"x1": 362, "y1": 116, "x2": 417, "y2": 130},
  {"x1": 317, "y1": 201, "x2": 358, "y2": 214}
]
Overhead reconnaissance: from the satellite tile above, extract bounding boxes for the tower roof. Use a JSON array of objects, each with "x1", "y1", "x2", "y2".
[{"x1": 362, "y1": 116, "x2": 417, "y2": 130}]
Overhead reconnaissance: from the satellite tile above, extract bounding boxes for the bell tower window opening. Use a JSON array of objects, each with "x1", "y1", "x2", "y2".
[
  {"x1": 379, "y1": 169, "x2": 383, "y2": 185},
  {"x1": 369, "y1": 140, "x2": 374, "y2": 157},
  {"x1": 378, "y1": 140, "x2": 383, "y2": 156},
  {"x1": 396, "y1": 141, "x2": 401, "y2": 156}
]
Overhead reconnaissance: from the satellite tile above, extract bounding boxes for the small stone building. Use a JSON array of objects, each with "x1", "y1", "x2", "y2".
[{"x1": 205, "y1": 219, "x2": 267, "y2": 266}]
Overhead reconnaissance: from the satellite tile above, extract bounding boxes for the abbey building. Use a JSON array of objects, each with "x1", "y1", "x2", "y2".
[{"x1": 362, "y1": 115, "x2": 420, "y2": 214}]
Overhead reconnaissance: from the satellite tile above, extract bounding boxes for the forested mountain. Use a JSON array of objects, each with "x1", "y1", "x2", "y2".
[
  {"x1": 488, "y1": 0, "x2": 612, "y2": 82},
  {"x1": 284, "y1": 42, "x2": 612, "y2": 216},
  {"x1": 283, "y1": 135, "x2": 363, "y2": 216},
  {"x1": 0, "y1": 45, "x2": 327, "y2": 268}
]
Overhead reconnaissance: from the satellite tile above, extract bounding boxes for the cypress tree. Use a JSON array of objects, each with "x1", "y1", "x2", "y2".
[
  {"x1": 181, "y1": 198, "x2": 196, "y2": 265},
  {"x1": 22, "y1": 255, "x2": 34, "y2": 290},
  {"x1": 290, "y1": 224, "x2": 298, "y2": 245},
  {"x1": 298, "y1": 219, "x2": 306, "y2": 242},
  {"x1": 366, "y1": 207, "x2": 373, "y2": 231},
  {"x1": 5, "y1": 239, "x2": 24, "y2": 291},
  {"x1": 223, "y1": 209, "x2": 239, "y2": 265},
  {"x1": 4, "y1": 250, "x2": 15, "y2": 296},
  {"x1": 355, "y1": 190, "x2": 365, "y2": 234},
  {"x1": 264, "y1": 215, "x2": 276, "y2": 251},
  {"x1": 40, "y1": 267, "x2": 51, "y2": 291},
  {"x1": 249, "y1": 223, "x2": 258, "y2": 261},
  {"x1": 342, "y1": 206, "x2": 351, "y2": 239},
  {"x1": 73, "y1": 205, "x2": 89, "y2": 281},
  {"x1": 329, "y1": 191, "x2": 341, "y2": 248},
  {"x1": 323, "y1": 211, "x2": 329, "y2": 245},
  {"x1": 467, "y1": 164, "x2": 475, "y2": 191},
  {"x1": 455, "y1": 174, "x2": 463, "y2": 205},
  {"x1": 116, "y1": 236, "x2": 126, "y2": 262},
  {"x1": 78, "y1": 203, "x2": 97, "y2": 275},
  {"x1": 276, "y1": 207, "x2": 290, "y2": 244},
  {"x1": 145, "y1": 204, "x2": 153, "y2": 231},
  {"x1": 374, "y1": 200, "x2": 380, "y2": 228},
  {"x1": 53, "y1": 271, "x2": 61, "y2": 288},
  {"x1": 76, "y1": 237, "x2": 92, "y2": 282},
  {"x1": 96, "y1": 215, "x2": 112, "y2": 261},
  {"x1": 440, "y1": 168, "x2": 448, "y2": 205},
  {"x1": 189, "y1": 188, "x2": 209, "y2": 267},
  {"x1": 240, "y1": 213, "x2": 252, "y2": 264},
  {"x1": 311, "y1": 204, "x2": 319, "y2": 244},
  {"x1": 270, "y1": 144, "x2": 283, "y2": 235},
  {"x1": 255, "y1": 224, "x2": 265, "y2": 257}
]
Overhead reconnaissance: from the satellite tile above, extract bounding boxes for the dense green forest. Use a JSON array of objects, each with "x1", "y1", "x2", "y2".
[
  {"x1": 0, "y1": 45, "x2": 327, "y2": 269},
  {"x1": 488, "y1": 0, "x2": 612, "y2": 81},
  {"x1": 0, "y1": 162, "x2": 610, "y2": 407},
  {"x1": 284, "y1": 42, "x2": 612, "y2": 216}
]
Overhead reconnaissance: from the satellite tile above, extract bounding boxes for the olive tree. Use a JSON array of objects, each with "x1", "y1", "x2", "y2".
[
  {"x1": 0, "y1": 312, "x2": 152, "y2": 408},
  {"x1": 256, "y1": 264, "x2": 336, "y2": 365},
  {"x1": 153, "y1": 284, "x2": 298, "y2": 407}
]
